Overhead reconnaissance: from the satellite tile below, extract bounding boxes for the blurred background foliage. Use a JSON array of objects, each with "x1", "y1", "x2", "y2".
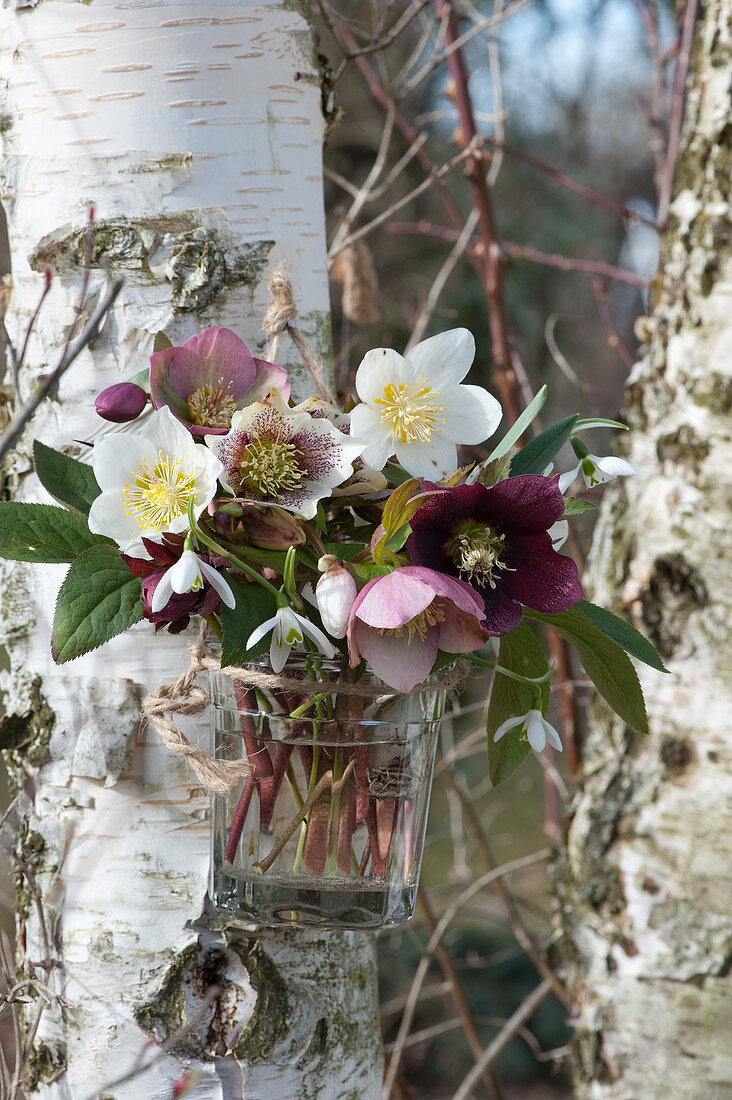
[{"x1": 318, "y1": 1, "x2": 674, "y2": 1095}]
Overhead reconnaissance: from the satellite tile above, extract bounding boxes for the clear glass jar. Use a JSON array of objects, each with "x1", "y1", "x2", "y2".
[{"x1": 209, "y1": 656, "x2": 446, "y2": 930}]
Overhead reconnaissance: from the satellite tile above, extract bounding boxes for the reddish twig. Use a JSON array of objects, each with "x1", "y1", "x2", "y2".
[
  {"x1": 657, "y1": 0, "x2": 699, "y2": 229},
  {"x1": 593, "y1": 278, "x2": 635, "y2": 370},
  {"x1": 436, "y1": 0, "x2": 521, "y2": 424},
  {"x1": 384, "y1": 220, "x2": 650, "y2": 286},
  {"x1": 417, "y1": 893, "x2": 504, "y2": 1100}
]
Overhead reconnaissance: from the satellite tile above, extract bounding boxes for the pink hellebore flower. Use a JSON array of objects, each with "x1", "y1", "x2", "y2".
[
  {"x1": 149, "y1": 326, "x2": 290, "y2": 438},
  {"x1": 347, "y1": 566, "x2": 489, "y2": 693}
]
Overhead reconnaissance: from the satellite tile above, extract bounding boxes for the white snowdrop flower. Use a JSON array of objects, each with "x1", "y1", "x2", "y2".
[
  {"x1": 559, "y1": 452, "x2": 637, "y2": 493},
  {"x1": 151, "y1": 548, "x2": 236, "y2": 614},
  {"x1": 246, "y1": 606, "x2": 337, "y2": 674},
  {"x1": 88, "y1": 405, "x2": 223, "y2": 555},
  {"x1": 349, "y1": 329, "x2": 503, "y2": 479},
  {"x1": 493, "y1": 708, "x2": 563, "y2": 753}
]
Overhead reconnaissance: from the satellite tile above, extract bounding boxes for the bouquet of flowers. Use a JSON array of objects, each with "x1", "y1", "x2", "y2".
[
  {"x1": 0, "y1": 321, "x2": 662, "y2": 771},
  {"x1": 0, "y1": 316, "x2": 665, "y2": 923}
]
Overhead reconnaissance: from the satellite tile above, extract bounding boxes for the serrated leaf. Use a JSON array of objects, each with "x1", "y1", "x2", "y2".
[
  {"x1": 576, "y1": 600, "x2": 669, "y2": 673},
  {"x1": 33, "y1": 441, "x2": 100, "y2": 515},
  {"x1": 562, "y1": 498, "x2": 597, "y2": 517},
  {"x1": 510, "y1": 414, "x2": 578, "y2": 477},
  {"x1": 153, "y1": 330, "x2": 173, "y2": 353},
  {"x1": 220, "y1": 576, "x2": 278, "y2": 665},
  {"x1": 525, "y1": 606, "x2": 649, "y2": 732},
  {"x1": 487, "y1": 621, "x2": 550, "y2": 786},
  {"x1": 471, "y1": 453, "x2": 512, "y2": 488},
  {"x1": 350, "y1": 561, "x2": 392, "y2": 585},
  {"x1": 0, "y1": 502, "x2": 111, "y2": 563},
  {"x1": 52, "y1": 545, "x2": 144, "y2": 663}
]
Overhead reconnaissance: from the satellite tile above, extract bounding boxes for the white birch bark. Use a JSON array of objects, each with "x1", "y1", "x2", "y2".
[
  {"x1": 0, "y1": 3, "x2": 383, "y2": 1097},
  {"x1": 559, "y1": 5, "x2": 732, "y2": 1097}
]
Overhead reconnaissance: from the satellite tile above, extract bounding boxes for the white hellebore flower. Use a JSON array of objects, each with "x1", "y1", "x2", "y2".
[
  {"x1": 246, "y1": 606, "x2": 337, "y2": 674},
  {"x1": 349, "y1": 329, "x2": 503, "y2": 479},
  {"x1": 493, "y1": 708, "x2": 563, "y2": 753},
  {"x1": 151, "y1": 548, "x2": 236, "y2": 614},
  {"x1": 559, "y1": 452, "x2": 637, "y2": 493},
  {"x1": 206, "y1": 389, "x2": 365, "y2": 521},
  {"x1": 315, "y1": 563, "x2": 357, "y2": 640},
  {"x1": 88, "y1": 405, "x2": 223, "y2": 555}
]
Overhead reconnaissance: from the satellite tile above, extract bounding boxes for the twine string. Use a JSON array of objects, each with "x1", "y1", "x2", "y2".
[
  {"x1": 141, "y1": 624, "x2": 467, "y2": 795},
  {"x1": 263, "y1": 271, "x2": 337, "y2": 406}
]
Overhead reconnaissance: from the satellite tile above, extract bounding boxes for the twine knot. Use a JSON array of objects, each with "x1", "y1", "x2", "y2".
[{"x1": 263, "y1": 270, "x2": 299, "y2": 337}]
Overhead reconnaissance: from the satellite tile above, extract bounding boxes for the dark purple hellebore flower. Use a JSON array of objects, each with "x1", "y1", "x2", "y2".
[
  {"x1": 149, "y1": 326, "x2": 290, "y2": 438},
  {"x1": 406, "y1": 474, "x2": 583, "y2": 636},
  {"x1": 121, "y1": 535, "x2": 227, "y2": 633}
]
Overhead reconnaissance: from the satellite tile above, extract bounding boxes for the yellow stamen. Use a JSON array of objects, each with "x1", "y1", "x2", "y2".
[
  {"x1": 378, "y1": 600, "x2": 445, "y2": 641},
  {"x1": 122, "y1": 450, "x2": 197, "y2": 530},
  {"x1": 373, "y1": 375, "x2": 446, "y2": 444},
  {"x1": 187, "y1": 378, "x2": 237, "y2": 428}
]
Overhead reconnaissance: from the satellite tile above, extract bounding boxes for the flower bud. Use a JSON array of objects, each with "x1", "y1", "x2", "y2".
[
  {"x1": 95, "y1": 382, "x2": 147, "y2": 423},
  {"x1": 316, "y1": 563, "x2": 357, "y2": 640},
  {"x1": 243, "y1": 507, "x2": 306, "y2": 550}
]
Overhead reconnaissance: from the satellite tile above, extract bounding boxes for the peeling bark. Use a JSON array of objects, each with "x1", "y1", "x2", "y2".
[
  {"x1": 559, "y1": 5, "x2": 732, "y2": 1097},
  {"x1": 0, "y1": 3, "x2": 382, "y2": 1097}
]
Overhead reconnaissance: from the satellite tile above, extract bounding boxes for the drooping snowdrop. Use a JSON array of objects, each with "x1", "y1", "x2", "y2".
[
  {"x1": 349, "y1": 329, "x2": 502, "y2": 479},
  {"x1": 151, "y1": 545, "x2": 236, "y2": 614},
  {"x1": 88, "y1": 406, "x2": 223, "y2": 555},
  {"x1": 206, "y1": 388, "x2": 365, "y2": 520},
  {"x1": 246, "y1": 605, "x2": 337, "y2": 674},
  {"x1": 559, "y1": 437, "x2": 637, "y2": 492},
  {"x1": 493, "y1": 708, "x2": 563, "y2": 753}
]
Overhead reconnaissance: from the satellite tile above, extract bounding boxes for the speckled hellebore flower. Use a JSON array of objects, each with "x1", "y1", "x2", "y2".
[
  {"x1": 349, "y1": 329, "x2": 503, "y2": 479},
  {"x1": 88, "y1": 406, "x2": 223, "y2": 555},
  {"x1": 493, "y1": 708, "x2": 563, "y2": 753},
  {"x1": 347, "y1": 566, "x2": 489, "y2": 693},
  {"x1": 206, "y1": 389, "x2": 366, "y2": 520},
  {"x1": 406, "y1": 474, "x2": 583, "y2": 636},
  {"x1": 149, "y1": 327, "x2": 290, "y2": 437}
]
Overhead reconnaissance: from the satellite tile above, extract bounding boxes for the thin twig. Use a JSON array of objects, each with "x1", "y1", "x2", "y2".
[
  {"x1": 592, "y1": 278, "x2": 635, "y2": 371},
  {"x1": 657, "y1": 0, "x2": 699, "y2": 229},
  {"x1": 452, "y1": 980, "x2": 553, "y2": 1100},
  {"x1": 0, "y1": 277, "x2": 124, "y2": 463},
  {"x1": 382, "y1": 849, "x2": 550, "y2": 1098}
]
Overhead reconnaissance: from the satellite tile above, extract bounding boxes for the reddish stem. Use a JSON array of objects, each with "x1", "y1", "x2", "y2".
[
  {"x1": 336, "y1": 765, "x2": 357, "y2": 875},
  {"x1": 303, "y1": 752, "x2": 333, "y2": 875},
  {"x1": 224, "y1": 771, "x2": 256, "y2": 864}
]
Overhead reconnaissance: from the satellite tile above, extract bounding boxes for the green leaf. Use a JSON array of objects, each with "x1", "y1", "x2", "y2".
[
  {"x1": 576, "y1": 600, "x2": 669, "y2": 673},
  {"x1": 128, "y1": 367, "x2": 152, "y2": 394},
  {"x1": 471, "y1": 453, "x2": 513, "y2": 488},
  {"x1": 33, "y1": 441, "x2": 101, "y2": 515},
  {"x1": 220, "y1": 576, "x2": 278, "y2": 665},
  {"x1": 153, "y1": 330, "x2": 173, "y2": 353},
  {"x1": 325, "y1": 541, "x2": 367, "y2": 562},
  {"x1": 562, "y1": 498, "x2": 597, "y2": 517},
  {"x1": 483, "y1": 385, "x2": 547, "y2": 463},
  {"x1": 0, "y1": 502, "x2": 111, "y2": 563},
  {"x1": 510, "y1": 414, "x2": 578, "y2": 477},
  {"x1": 51, "y1": 545, "x2": 144, "y2": 663},
  {"x1": 525, "y1": 606, "x2": 649, "y2": 732},
  {"x1": 487, "y1": 622, "x2": 551, "y2": 786},
  {"x1": 384, "y1": 522, "x2": 411, "y2": 553},
  {"x1": 350, "y1": 561, "x2": 392, "y2": 585}
]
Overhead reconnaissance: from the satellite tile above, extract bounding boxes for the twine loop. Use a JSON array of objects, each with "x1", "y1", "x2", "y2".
[
  {"x1": 142, "y1": 624, "x2": 468, "y2": 795},
  {"x1": 263, "y1": 271, "x2": 336, "y2": 405}
]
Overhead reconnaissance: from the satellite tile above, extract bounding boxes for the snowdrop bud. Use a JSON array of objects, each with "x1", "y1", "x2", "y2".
[
  {"x1": 95, "y1": 382, "x2": 147, "y2": 423},
  {"x1": 316, "y1": 563, "x2": 357, "y2": 639}
]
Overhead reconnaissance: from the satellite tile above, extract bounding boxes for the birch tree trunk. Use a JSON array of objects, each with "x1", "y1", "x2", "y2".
[
  {"x1": 559, "y1": 5, "x2": 732, "y2": 1096},
  {"x1": 0, "y1": 3, "x2": 383, "y2": 1097}
]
